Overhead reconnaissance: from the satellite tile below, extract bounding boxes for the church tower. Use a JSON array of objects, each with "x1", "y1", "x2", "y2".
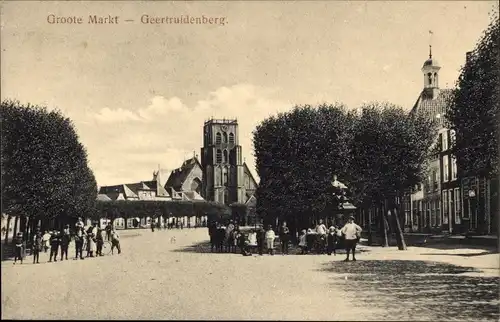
[
  {"x1": 200, "y1": 119, "x2": 245, "y2": 205},
  {"x1": 421, "y1": 45, "x2": 441, "y2": 99}
]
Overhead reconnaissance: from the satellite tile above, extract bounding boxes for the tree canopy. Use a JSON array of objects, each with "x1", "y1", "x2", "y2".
[
  {"x1": 347, "y1": 103, "x2": 437, "y2": 208},
  {"x1": 252, "y1": 102, "x2": 437, "y2": 241},
  {"x1": 253, "y1": 104, "x2": 355, "y2": 228},
  {"x1": 446, "y1": 11, "x2": 499, "y2": 177},
  {"x1": 1, "y1": 100, "x2": 98, "y2": 221}
]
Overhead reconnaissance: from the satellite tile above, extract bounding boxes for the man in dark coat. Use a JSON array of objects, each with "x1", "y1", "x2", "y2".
[{"x1": 256, "y1": 226, "x2": 266, "y2": 256}]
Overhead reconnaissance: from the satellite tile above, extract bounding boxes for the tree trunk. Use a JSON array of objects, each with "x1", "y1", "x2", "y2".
[
  {"x1": 367, "y1": 207, "x2": 373, "y2": 246},
  {"x1": 11, "y1": 216, "x2": 18, "y2": 244},
  {"x1": 382, "y1": 204, "x2": 389, "y2": 247},
  {"x1": 4, "y1": 215, "x2": 12, "y2": 244},
  {"x1": 392, "y1": 203, "x2": 407, "y2": 250}
]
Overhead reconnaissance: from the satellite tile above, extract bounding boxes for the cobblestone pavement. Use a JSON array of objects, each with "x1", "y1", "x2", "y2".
[{"x1": 1, "y1": 228, "x2": 498, "y2": 320}]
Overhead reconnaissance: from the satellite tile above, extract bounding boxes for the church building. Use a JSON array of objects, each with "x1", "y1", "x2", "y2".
[
  {"x1": 408, "y1": 46, "x2": 459, "y2": 234},
  {"x1": 200, "y1": 118, "x2": 258, "y2": 205}
]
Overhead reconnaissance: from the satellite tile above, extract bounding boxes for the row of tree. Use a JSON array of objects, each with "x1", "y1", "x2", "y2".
[
  {"x1": 253, "y1": 103, "x2": 437, "y2": 249},
  {"x1": 1, "y1": 100, "x2": 98, "y2": 244},
  {"x1": 446, "y1": 10, "x2": 499, "y2": 179}
]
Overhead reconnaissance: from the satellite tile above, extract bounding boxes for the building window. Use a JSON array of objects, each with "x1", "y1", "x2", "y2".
[
  {"x1": 229, "y1": 133, "x2": 235, "y2": 144},
  {"x1": 216, "y1": 132, "x2": 222, "y2": 144},
  {"x1": 223, "y1": 132, "x2": 228, "y2": 144},
  {"x1": 442, "y1": 130, "x2": 448, "y2": 151},
  {"x1": 454, "y1": 188, "x2": 461, "y2": 224},
  {"x1": 448, "y1": 189, "x2": 454, "y2": 226},
  {"x1": 431, "y1": 201, "x2": 436, "y2": 227},
  {"x1": 223, "y1": 150, "x2": 228, "y2": 163},
  {"x1": 224, "y1": 189, "x2": 230, "y2": 205},
  {"x1": 432, "y1": 170, "x2": 438, "y2": 191},
  {"x1": 436, "y1": 199, "x2": 441, "y2": 227},
  {"x1": 443, "y1": 157, "x2": 449, "y2": 182},
  {"x1": 451, "y1": 156, "x2": 457, "y2": 180},
  {"x1": 442, "y1": 191, "x2": 448, "y2": 224},
  {"x1": 428, "y1": 72, "x2": 432, "y2": 86},
  {"x1": 223, "y1": 171, "x2": 228, "y2": 186},
  {"x1": 216, "y1": 149, "x2": 222, "y2": 163}
]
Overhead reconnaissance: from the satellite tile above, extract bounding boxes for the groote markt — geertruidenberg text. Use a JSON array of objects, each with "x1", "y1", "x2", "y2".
[{"x1": 47, "y1": 14, "x2": 228, "y2": 26}]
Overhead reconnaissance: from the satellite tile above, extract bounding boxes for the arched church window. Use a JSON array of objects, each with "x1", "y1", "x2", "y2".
[
  {"x1": 223, "y1": 168, "x2": 228, "y2": 186},
  {"x1": 223, "y1": 132, "x2": 228, "y2": 143},
  {"x1": 427, "y1": 73, "x2": 432, "y2": 86},
  {"x1": 434, "y1": 72, "x2": 438, "y2": 85},
  {"x1": 216, "y1": 149, "x2": 222, "y2": 163},
  {"x1": 224, "y1": 189, "x2": 230, "y2": 205},
  {"x1": 223, "y1": 150, "x2": 228, "y2": 163},
  {"x1": 229, "y1": 133, "x2": 235, "y2": 144},
  {"x1": 216, "y1": 132, "x2": 222, "y2": 144}
]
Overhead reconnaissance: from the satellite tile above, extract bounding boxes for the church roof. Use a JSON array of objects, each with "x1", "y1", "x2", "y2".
[
  {"x1": 165, "y1": 157, "x2": 202, "y2": 191},
  {"x1": 242, "y1": 162, "x2": 258, "y2": 187},
  {"x1": 410, "y1": 88, "x2": 453, "y2": 125},
  {"x1": 97, "y1": 194, "x2": 112, "y2": 201}
]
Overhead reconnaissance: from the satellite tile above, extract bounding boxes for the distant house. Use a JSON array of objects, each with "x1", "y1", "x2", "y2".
[{"x1": 97, "y1": 180, "x2": 172, "y2": 201}]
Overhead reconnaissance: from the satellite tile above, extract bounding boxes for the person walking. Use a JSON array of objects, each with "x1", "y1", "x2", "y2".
[
  {"x1": 32, "y1": 229, "x2": 43, "y2": 264},
  {"x1": 279, "y1": 222, "x2": 290, "y2": 255},
  {"x1": 265, "y1": 225, "x2": 276, "y2": 255},
  {"x1": 110, "y1": 230, "x2": 121, "y2": 254},
  {"x1": 341, "y1": 215, "x2": 362, "y2": 261}
]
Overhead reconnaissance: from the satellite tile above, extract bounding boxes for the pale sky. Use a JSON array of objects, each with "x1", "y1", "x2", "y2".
[{"x1": 1, "y1": 1, "x2": 495, "y2": 186}]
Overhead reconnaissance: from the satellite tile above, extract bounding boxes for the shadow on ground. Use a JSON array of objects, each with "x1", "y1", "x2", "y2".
[
  {"x1": 319, "y1": 259, "x2": 500, "y2": 321},
  {"x1": 418, "y1": 251, "x2": 497, "y2": 257},
  {"x1": 172, "y1": 241, "x2": 371, "y2": 255}
]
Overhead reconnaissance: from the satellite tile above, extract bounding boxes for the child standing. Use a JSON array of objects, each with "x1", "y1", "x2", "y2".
[
  {"x1": 298, "y1": 230, "x2": 307, "y2": 254},
  {"x1": 96, "y1": 228, "x2": 104, "y2": 256},
  {"x1": 60, "y1": 225, "x2": 70, "y2": 261},
  {"x1": 265, "y1": 225, "x2": 276, "y2": 255},
  {"x1": 327, "y1": 226, "x2": 337, "y2": 256},
  {"x1": 13, "y1": 232, "x2": 24, "y2": 265},
  {"x1": 42, "y1": 230, "x2": 51, "y2": 253},
  {"x1": 32, "y1": 229, "x2": 43, "y2": 264},
  {"x1": 49, "y1": 231, "x2": 60, "y2": 262}
]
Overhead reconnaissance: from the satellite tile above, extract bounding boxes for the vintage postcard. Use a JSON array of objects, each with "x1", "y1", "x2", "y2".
[{"x1": 1, "y1": 1, "x2": 499, "y2": 320}]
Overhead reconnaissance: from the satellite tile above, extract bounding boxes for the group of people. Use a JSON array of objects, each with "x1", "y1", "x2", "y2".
[
  {"x1": 208, "y1": 216, "x2": 363, "y2": 261},
  {"x1": 12, "y1": 217, "x2": 122, "y2": 265}
]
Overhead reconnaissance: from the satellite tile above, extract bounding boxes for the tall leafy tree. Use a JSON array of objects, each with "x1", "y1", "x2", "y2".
[
  {"x1": 1, "y1": 100, "x2": 98, "y2": 240},
  {"x1": 253, "y1": 104, "x2": 354, "y2": 239},
  {"x1": 446, "y1": 11, "x2": 499, "y2": 177},
  {"x1": 347, "y1": 103, "x2": 437, "y2": 249}
]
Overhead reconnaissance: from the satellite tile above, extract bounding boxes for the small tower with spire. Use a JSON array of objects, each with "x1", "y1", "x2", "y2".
[{"x1": 421, "y1": 44, "x2": 441, "y2": 99}]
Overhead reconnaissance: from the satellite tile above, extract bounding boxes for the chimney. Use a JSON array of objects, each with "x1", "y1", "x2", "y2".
[{"x1": 465, "y1": 51, "x2": 473, "y2": 64}]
